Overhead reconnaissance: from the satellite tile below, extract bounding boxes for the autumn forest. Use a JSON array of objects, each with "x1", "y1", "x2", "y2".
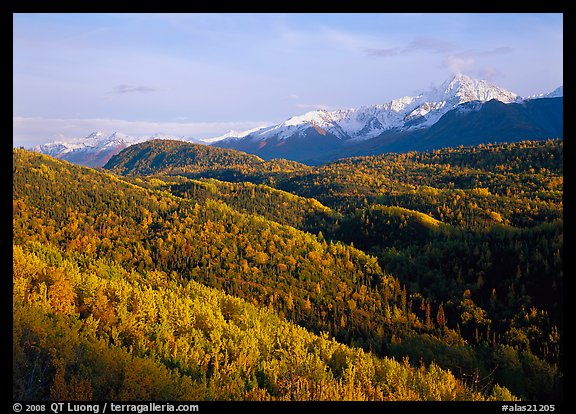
[{"x1": 12, "y1": 138, "x2": 563, "y2": 402}]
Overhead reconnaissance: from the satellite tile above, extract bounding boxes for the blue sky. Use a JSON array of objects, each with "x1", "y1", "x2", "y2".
[{"x1": 13, "y1": 13, "x2": 563, "y2": 147}]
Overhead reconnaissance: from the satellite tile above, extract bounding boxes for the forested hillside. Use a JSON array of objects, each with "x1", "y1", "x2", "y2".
[
  {"x1": 16, "y1": 242, "x2": 500, "y2": 401},
  {"x1": 105, "y1": 139, "x2": 308, "y2": 179},
  {"x1": 14, "y1": 139, "x2": 563, "y2": 400}
]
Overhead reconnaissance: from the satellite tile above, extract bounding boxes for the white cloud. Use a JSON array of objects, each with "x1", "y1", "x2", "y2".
[
  {"x1": 476, "y1": 67, "x2": 504, "y2": 82},
  {"x1": 110, "y1": 84, "x2": 157, "y2": 94},
  {"x1": 366, "y1": 36, "x2": 455, "y2": 58},
  {"x1": 365, "y1": 47, "x2": 399, "y2": 57},
  {"x1": 440, "y1": 47, "x2": 515, "y2": 77},
  {"x1": 442, "y1": 55, "x2": 476, "y2": 75}
]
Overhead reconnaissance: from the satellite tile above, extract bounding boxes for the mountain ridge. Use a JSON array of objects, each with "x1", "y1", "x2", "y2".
[
  {"x1": 31, "y1": 131, "x2": 205, "y2": 168},
  {"x1": 31, "y1": 74, "x2": 562, "y2": 166},
  {"x1": 216, "y1": 73, "x2": 528, "y2": 144}
]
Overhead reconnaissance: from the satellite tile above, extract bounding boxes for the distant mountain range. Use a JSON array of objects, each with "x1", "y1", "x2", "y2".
[
  {"x1": 33, "y1": 132, "x2": 140, "y2": 168},
  {"x1": 215, "y1": 74, "x2": 563, "y2": 164},
  {"x1": 31, "y1": 74, "x2": 563, "y2": 166},
  {"x1": 32, "y1": 132, "x2": 205, "y2": 168}
]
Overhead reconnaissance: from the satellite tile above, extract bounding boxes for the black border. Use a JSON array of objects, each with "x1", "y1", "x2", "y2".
[
  {"x1": 7, "y1": 1, "x2": 567, "y2": 13},
  {"x1": 6, "y1": 401, "x2": 569, "y2": 413},
  {"x1": 8, "y1": 2, "x2": 568, "y2": 412}
]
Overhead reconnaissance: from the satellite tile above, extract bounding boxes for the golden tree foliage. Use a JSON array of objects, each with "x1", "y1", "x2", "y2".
[{"x1": 13, "y1": 243, "x2": 503, "y2": 401}]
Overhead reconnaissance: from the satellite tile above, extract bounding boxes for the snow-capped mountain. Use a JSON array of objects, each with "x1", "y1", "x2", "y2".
[
  {"x1": 202, "y1": 126, "x2": 270, "y2": 143},
  {"x1": 218, "y1": 74, "x2": 521, "y2": 145},
  {"x1": 545, "y1": 86, "x2": 564, "y2": 98},
  {"x1": 32, "y1": 131, "x2": 209, "y2": 167},
  {"x1": 32, "y1": 73, "x2": 562, "y2": 167},
  {"x1": 526, "y1": 86, "x2": 563, "y2": 100},
  {"x1": 34, "y1": 132, "x2": 148, "y2": 167},
  {"x1": 35, "y1": 131, "x2": 140, "y2": 153},
  {"x1": 215, "y1": 74, "x2": 562, "y2": 164}
]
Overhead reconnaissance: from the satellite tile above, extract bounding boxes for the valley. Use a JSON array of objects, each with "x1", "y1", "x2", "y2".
[{"x1": 13, "y1": 138, "x2": 563, "y2": 401}]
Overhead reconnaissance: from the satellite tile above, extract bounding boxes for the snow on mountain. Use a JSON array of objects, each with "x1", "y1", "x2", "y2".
[
  {"x1": 429, "y1": 73, "x2": 519, "y2": 104},
  {"x1": 202, "y1": 126, "x2": 269, "y2": 143},
  {"x1": 33, "y1": 132, "x2": 152, "y2": 167},
  {"x1": 32, "y1": 130, "x2": 216, "y2": 167},
  {"x1": 545, "y1": 86, "x2": 563, "y2": 98},
  {"x1": 35, "y1": 132, "x2": 138, "y2": 155},
  {"x1": 226, "y1": 73, "x2": 523, "y2": 144},
  {"x1": 32, "y1": 74, "x2": 561, "y2": 167},
  {"x1": 525, "y1": 86, "x2": 563, "y2": 100}
]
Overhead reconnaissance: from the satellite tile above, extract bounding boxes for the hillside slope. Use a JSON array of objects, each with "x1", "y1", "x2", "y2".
[{"x1": 15, "y1": 142, "x2": 563, "y2": 400}]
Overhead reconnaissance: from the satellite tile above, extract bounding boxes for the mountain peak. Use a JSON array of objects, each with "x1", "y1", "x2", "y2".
[
  {"x1": 33, "y1": 74, "x2": 559, "y2": 168},
  {"x1": 443, "y1": 73, "x2": 476, "y2": 93},
  {"x1": 215, "y1": 73, "x2": 552, "y2": 158},
  {"x1": 545, "y1": 86, "x2": 563, "y2": 98},
  {"x1": 435, "y1": 73, "x2": 519, "y2": 104},
  {"x1": 449, "y1": 72, "x2": 474, "y2": 84},
  {"x1": 205, "y1": 125, "x2": 270, "y2": 143},
  {"x1": 86, "y1": 131, "x2": 108, "y2": 141},
  {"x1": 108, "y1": 131, "x2": 130, "y2": 139}
]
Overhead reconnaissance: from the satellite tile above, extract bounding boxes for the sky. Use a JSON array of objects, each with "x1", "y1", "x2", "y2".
[{"x1": 13, "y1": 13, "x2": 563, "y2": 148}]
